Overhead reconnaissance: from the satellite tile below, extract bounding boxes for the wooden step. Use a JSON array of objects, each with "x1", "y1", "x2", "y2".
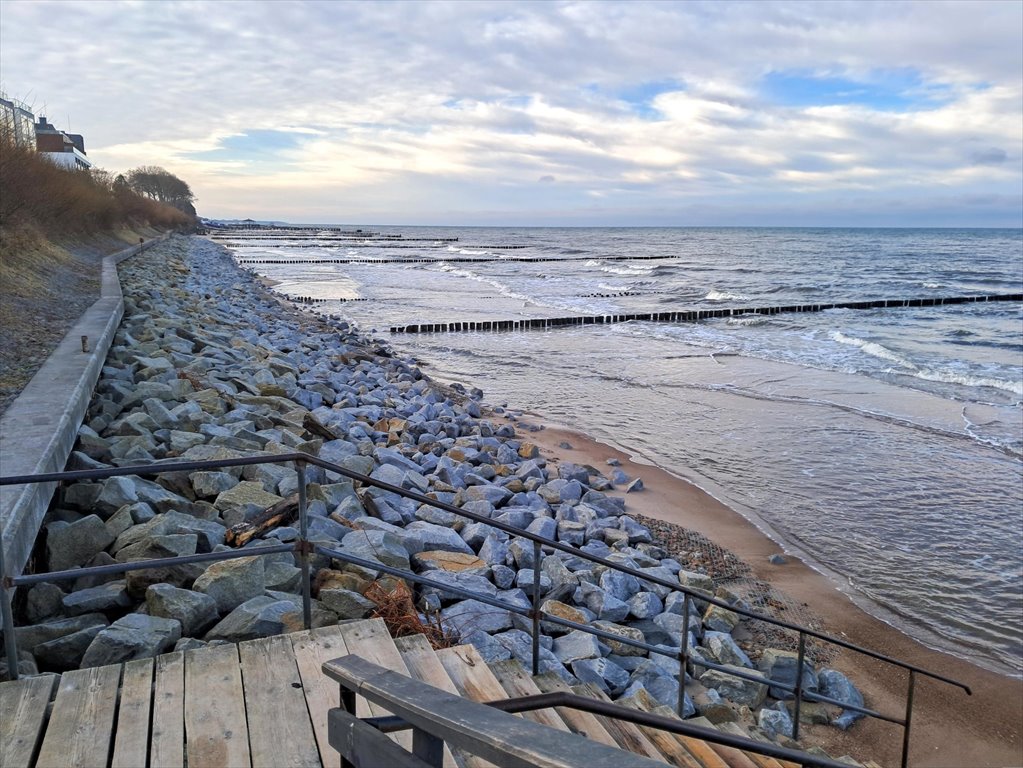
[
  {"x1": 395, "y1": 634, "x2": 497, "y2": 768},
  {"x1": 487, "y1": 660, "x2": 574, "y2": 734},
  {"x1": 564, "y1": 680, "x2": 671, "y2": 763},
  {"x1": 183, "y1": 643, "x2": 250, "y2": 768},
  {"x1": 0, "y1": 673, "x2": 56, "y2": 768},
  {"x1": 616, "y1": 688, "x2": 727, "y2": 768},
  {"x1": 687, "y1": 716, "x2": 763, "y2": 768},
  {"x1": 291, "y1": 624, "x2": 352, "y2": 768},
  {"x1": 716, "y1": 722, "x2": 791, "y2": 768},
  {"x1": 527, "y1": 671, "x2": 622, "y2": 749},
  {"x1": 37, "y1": 663, "x2": 122, "y2": 768}
]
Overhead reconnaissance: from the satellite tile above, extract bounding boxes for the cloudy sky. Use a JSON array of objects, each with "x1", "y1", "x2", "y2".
[{"x1": 2, "y1": 0, "x2": 1021, "y2": 226}]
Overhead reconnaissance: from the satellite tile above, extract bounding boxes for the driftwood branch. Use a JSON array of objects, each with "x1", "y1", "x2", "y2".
[{"x1": 225, "y1": 493, "x2": 299, "y2": 547}]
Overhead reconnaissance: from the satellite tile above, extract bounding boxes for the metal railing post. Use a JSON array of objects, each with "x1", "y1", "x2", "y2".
[
  {"x1": 901, "y1": 670, "x2": 916, "y2": 768},
  {"x1": 1, "y1": 580, "x2": 19, "y2": 682},
  {"x1": 531, "y1": 540, "x2": 541, "y2": 676},
  {"x1": 792, "y1": 631, "x2": 806, "y2": 741},
  {"x1": 297, "y1": 460, "x2": 312, "y2": 630},
  {"x1": 678, "y1": 592, "x2": 691, "y2": 716}
]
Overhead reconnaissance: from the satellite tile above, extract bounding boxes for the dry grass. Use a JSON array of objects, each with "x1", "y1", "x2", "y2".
[{"x1": 365, "y1": 580, "x2": 457, "y2": 650}]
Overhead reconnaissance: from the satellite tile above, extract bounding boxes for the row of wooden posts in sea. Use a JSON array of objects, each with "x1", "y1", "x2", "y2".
[{"x1": 388, "y1": 293, "x2": 1023, "y2": 334}]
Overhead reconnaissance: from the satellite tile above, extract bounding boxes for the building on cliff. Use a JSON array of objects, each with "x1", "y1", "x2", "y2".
[
  {"x1": 34, "y1": 115, "x2": 92, "y2": 170},
  {"x1": 0, "y1": 92, "x2": 37, "y2": 147}
]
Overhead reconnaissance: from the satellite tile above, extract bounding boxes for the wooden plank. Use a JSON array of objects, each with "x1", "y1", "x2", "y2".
[
  {"x1": 395, "y1": 634, "x2": 497, "y2": 768},
  {"x1": 36, "y1": 664, "x2": 121, "y2": 768},
  {"x1": 528, "y1": 672, "x2": 632, "y2": 749},
  {"x1": 152, "y1": 651, "x2": 186, "y2": 768},
  {"x1": 0, "y1": 676, "x2": 54, "y2": 768},
  {"x1": 292, "y1": 625, "x2": 350, "y2": 768},
  {"x1": 570, "y1": 682, "x2": 673, "y2": 763},
  {"x1": 716, "y1": 722, "x2": 791, "y2": 768},
  {"x1": 487, "y1": 660, "x2": 572, "y2": 733},
  {"x1": 687, "y1": 716, "x2": 762, "y2": 768},
  {"x1": 184, "y1": 643, "x2": 251, "y2": 767},
  {"x1": 239, "y1": 633, "x2": 321, "y2": 768},
  {"x1": 637, "y1": 701, "x2": 730, "y2": 768},
  {"x1": 612, "y1": 692, "x2": 704, "y2": 768},
  {"x1": 336, "y1": 618, "x2": 413, "y2": 752},
  {"x1": 111, "y1": 658, "x2": 154, "y2": 768}
]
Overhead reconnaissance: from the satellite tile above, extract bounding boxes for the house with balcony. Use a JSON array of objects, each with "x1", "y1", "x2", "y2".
[{"x1": 34, "y1": 115, "x2": 91, "y2": 170}]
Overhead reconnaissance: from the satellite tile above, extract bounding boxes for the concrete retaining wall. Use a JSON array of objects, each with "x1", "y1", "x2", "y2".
[{"x1": 0, "y1": 234, "x2": 170, "y2": 580}]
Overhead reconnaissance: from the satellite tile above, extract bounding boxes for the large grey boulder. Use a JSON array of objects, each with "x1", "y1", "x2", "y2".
[
  {"x1": 15, "y1": 614, "x2": 109, "y2": 652},
  {"x1": 317, "y1": 589, "x2": 377, "y2": 619},
  {"x1": 758, "y1": 648, "x2": 818, "y2": 700},
  {"x1": 442, "y1": 599, "x2": 512, "y2": 635},
  {"x1": 192, "y1": 555, "x2": 266, "y2": 613},
  {"x1": 46, "y1": 516, "x2": 115, "y2": 572},
  {"x1": 576, "y1": 581, "x2": 630, "y2": 623},
  {"x1": 700, "y1": 665, "x2": 768, "y2": 708},
  {"x1": 34, "y1": 625, "x2": 107, "y2": 671},
  {"x1": 81, "y1": 614, "x2": 182, "y2": 668},
  {"x1": 145, "y1": 584, "x2": 219, "y2": 636},
  {"x1": 61, "y1": 582, "x2": 132, "y2": 616},
  {"x1": 552, "y1": 630, "x2": 603, "y2": 664},
  {"x1": 703, "y1": 631, "x2": 753, "y2": 669},
  {"x1": 339, "y1": 530, "x2": 411, "y2": 571},
  {"x1": 401, "y1": 521, "x2": 474, "y2": 556},
  {"x1": 204, "y1": 596, "x2": 296, "y2": 643},
  {"x1": 818, "y1": 668, "x2": 865, "y2": 730},
  {"x1": 573, "y1": 657, "x2": 630, "y2": 695}
]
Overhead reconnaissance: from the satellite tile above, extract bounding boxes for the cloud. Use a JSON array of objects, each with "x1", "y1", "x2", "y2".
[{"x1": 1, "y1": 0, "x2": 1020, "y2": 225}]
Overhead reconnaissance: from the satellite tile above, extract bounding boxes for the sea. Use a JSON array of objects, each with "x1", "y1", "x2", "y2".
[{"x1": 221, "y1": 226, "x2": 1023, "y2": 677}]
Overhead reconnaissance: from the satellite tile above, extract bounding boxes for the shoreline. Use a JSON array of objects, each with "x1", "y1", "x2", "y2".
[{"x1": 510, "y1": 416, "x2": 1022, "y2": 767}]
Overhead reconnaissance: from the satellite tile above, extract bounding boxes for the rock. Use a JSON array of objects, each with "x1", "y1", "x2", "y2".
[
  {"x1": 340, "y1": 530, "x2": 411, "y2": 571},
  {"x1": 591, "y1": 620, "x2": 647, "y2": 657},
  {"x1": 34, "y1": 625, "x2": 107, "y2": 671},
  {"x1": 703, "y1": 603, "x2": 741, "y2": 634},
  {"x1": 26, "y1": 583, "x2": 66, "y2": 623},
  {"x1": 515, "y1": 569, "x2": 552, "y2": 598},
  {"x1": 412, "y1": 551, "x2": 488, "y2": 575},
  {"x1": 703, "y1": 631, "x2": 753, "y2": 669},
  {"x1": 759, "y1": 705, "x2": 794, "y2": 739},
  {"x1": 145, "y1": 584, "x2": 219, "y2": 636},
  {"x1": 205, "y1": 596, "x2": 296, "y2": 643},
  {"x1": 625, "y1": 478, "x2": 644, "y2": 493},
  {"x1": 192, "y1": 556, "x2": 266, "y2": 613},
  {"x1": 15, "y1": 613, "x2": 109, "y2": 652},
  {"x1": 115, "y1": 533, "x2": 198, "y2": 563},
  {"x1": 572, "y1": 657, "x2": 630, "y2": 695},
  {"x1": 93, "y1": 476, "x2": 139, "y2": 515},
  {"x1": 817, "y1": 668, "x2": 865, "y2": 730},
  {"x1": 599, "y1": 569, "x2": 641, "y2": 602},
  {"x1": 478, "y1": 534, "x2": 510, "y2": 567},
  {"x1": 81, "y1": 614, "x2": 182, "y2": 668},
  {"x1": 699, "y1": 665, "x2": 768, "y2": 708},
  {"x1": 552, "y1": 630, "x2": 603, "y2": 664},
  {"x1": 576, "y1": 581, "x2": 630, "y2": 623},
  {"x1": 213, "y1": 481, "x2": 284, "y2": 517},
  {"x1": 441, "y1": 599, "x2": 512, "y2": 636},
  {"x1": 318, "y1": 588, "x2": 377, "y2": 619},
  {"x1": 628, "y1": 591, "x2": 663, "y2": 619},
  {"x1": 402, "y1": 521, "x2": 474, "y2": 556},
  {"x1": 768, "y1": 554, "x2": 787, "y2": 565},
  {"x1": 61, "y1": 581, "x2": 132, "y2": 616},
  {"x1": 492, "y1": 629, "x2": 570, "y2": 680},
  {"x1": 190, "y1": 471, "x2": 239, "y2": 498},
  {"x1": 46, "y1": 515, "x2": 115, "y2": 572},
  {"x1": 758, "y1": 648, "x2": 818, "y2": 700},
  {"x1": 459, "y1": 629, "x2": 512, "y2": 663}
]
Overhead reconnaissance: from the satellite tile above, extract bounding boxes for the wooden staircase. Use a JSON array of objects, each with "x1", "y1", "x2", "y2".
[{"x1": 0, "y1": 618, "x2": 877, "y2": 768}]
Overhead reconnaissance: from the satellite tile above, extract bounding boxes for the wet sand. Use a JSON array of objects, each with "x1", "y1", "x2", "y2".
[{"x1": 518, "y1": 417, "x2": 1022, "y2": 768}]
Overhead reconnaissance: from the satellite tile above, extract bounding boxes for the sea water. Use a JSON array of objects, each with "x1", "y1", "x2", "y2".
[{"x1": 226, "y1": 226, "x2": 1023, "y2": 676}]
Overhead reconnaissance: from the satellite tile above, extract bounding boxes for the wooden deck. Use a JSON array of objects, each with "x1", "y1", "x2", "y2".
[{"x1": 0, "y1": 622, "x2": 367, "y2": 768}]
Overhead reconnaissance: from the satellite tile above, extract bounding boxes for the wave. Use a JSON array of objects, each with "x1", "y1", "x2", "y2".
[
  {"x1": 600, "y1": 265, "x2": 655, "y2": 276},
  {"x1": 912, "y1": 368, "x2": 1023, "y2": 397},
  {"x1": 831, "y1": 331, "x2": 917, "y2": 369},
  {"x1": 599, "y1": 283, "x2": 631, "y2": 292},
  {"x1": 446, "y1": 246, "x2": 489, "y2": 255},
  {"x1": 727, "y1": 314, "x2": 770, "y2": 327},
  {"x1": 705, "y1": 289, "x2": 751, "y2": 302},
  {"x1": 923, "y1": 282, "x2": 943, "y2": 289}
]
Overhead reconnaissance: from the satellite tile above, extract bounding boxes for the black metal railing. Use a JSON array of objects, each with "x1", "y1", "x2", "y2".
[{"x1": 1, "y1": 451, "x2": 972, "y2": 767}]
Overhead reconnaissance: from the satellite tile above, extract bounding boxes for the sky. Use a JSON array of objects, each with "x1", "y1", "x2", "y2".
[{"x1": 1, "y1": 0, "x2": 1021, "y2": 227}]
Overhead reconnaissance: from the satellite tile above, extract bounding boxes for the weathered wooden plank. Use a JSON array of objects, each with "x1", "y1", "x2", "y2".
[
  {"x1": 111, "y1": 658, "x2": 154, "y2": 768},
  {"x1": 336, "y1": 618, "x2": 413, "y2": 752},
  {"x1": 184, "y1": 643, "x2": 251, "y2": 767},
  {"x1": 291, "y1": 626, "x2": 350, "y2": 768},
  {"x1": 570, "y1": 683, "x2": 672, "y2": 763},
  {"x1": 323, "y1": 655, "x2": 668, "y2": 768},
  {"x1": 395, "y1": 634, "x2": 496, "y2": 768},
  {"x1": 36, "y1": 664, "x2": 121, "y2": 768},
  {"x1": 0, "y1": 675, "x2": 54, "y2": 768},
  {"x1": 716, "y1": 722, "x2": 790, "y2": 768},
  {"x1": 487, "y1": 660, "x2": 571, "y2": 733},
  {"x1": 641, "y1": 704, "x2": 729, "y2": 768},
  {"x1": 239, "y1": 633, "x2": 321, "y2": 768},
  {"x1": 529, "y1": 672, "x2": 626, "y2": 748},
  {"x1": 687, "y1": 715, "x2": 761, "y2": 768},
  {"x1": 151, "y1": 651, "x2": 186, "y2": 768}
]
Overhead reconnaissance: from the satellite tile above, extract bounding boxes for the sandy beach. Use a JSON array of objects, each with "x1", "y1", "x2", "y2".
[{"x1": 516, "y1": 417, "x2": 1023, "y2": 768}]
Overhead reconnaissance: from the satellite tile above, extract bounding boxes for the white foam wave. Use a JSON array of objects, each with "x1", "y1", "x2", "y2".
[
  {"x1": 706, "y1": 289, "x2": 751, "y2": 301},
  {"x1": 922, "y1": 282, "x2": 943, "y2": 289},
  {"x1": 601, "y1": 265, "x2": 654, "y2": 276},
  {"x1": 831, "y1": 331, "x2": 916, "y2": 369},
  {"x1": 599, "y1": 283, "x2": 630, "y2": 292},
  {"x1": 446, "y1": 246, "x2": 488, "y2": 255},
  {"x1": 435, "y1": 262, "x2": 537, "y2": 306},
  {"x1": 914, "y1": 368, "x2": 1023, "y2": 396},
  {"x1": 727, "y1": 314, "x2": 770, "y2": 327}
]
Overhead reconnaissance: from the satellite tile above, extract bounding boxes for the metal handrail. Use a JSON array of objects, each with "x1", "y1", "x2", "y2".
[
  {"x1": 0, "y1": 451, "x2": 972, "y2": 767},
  {"x1": 362, "y1": 689, "x2": 857, "y2": 768}
]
